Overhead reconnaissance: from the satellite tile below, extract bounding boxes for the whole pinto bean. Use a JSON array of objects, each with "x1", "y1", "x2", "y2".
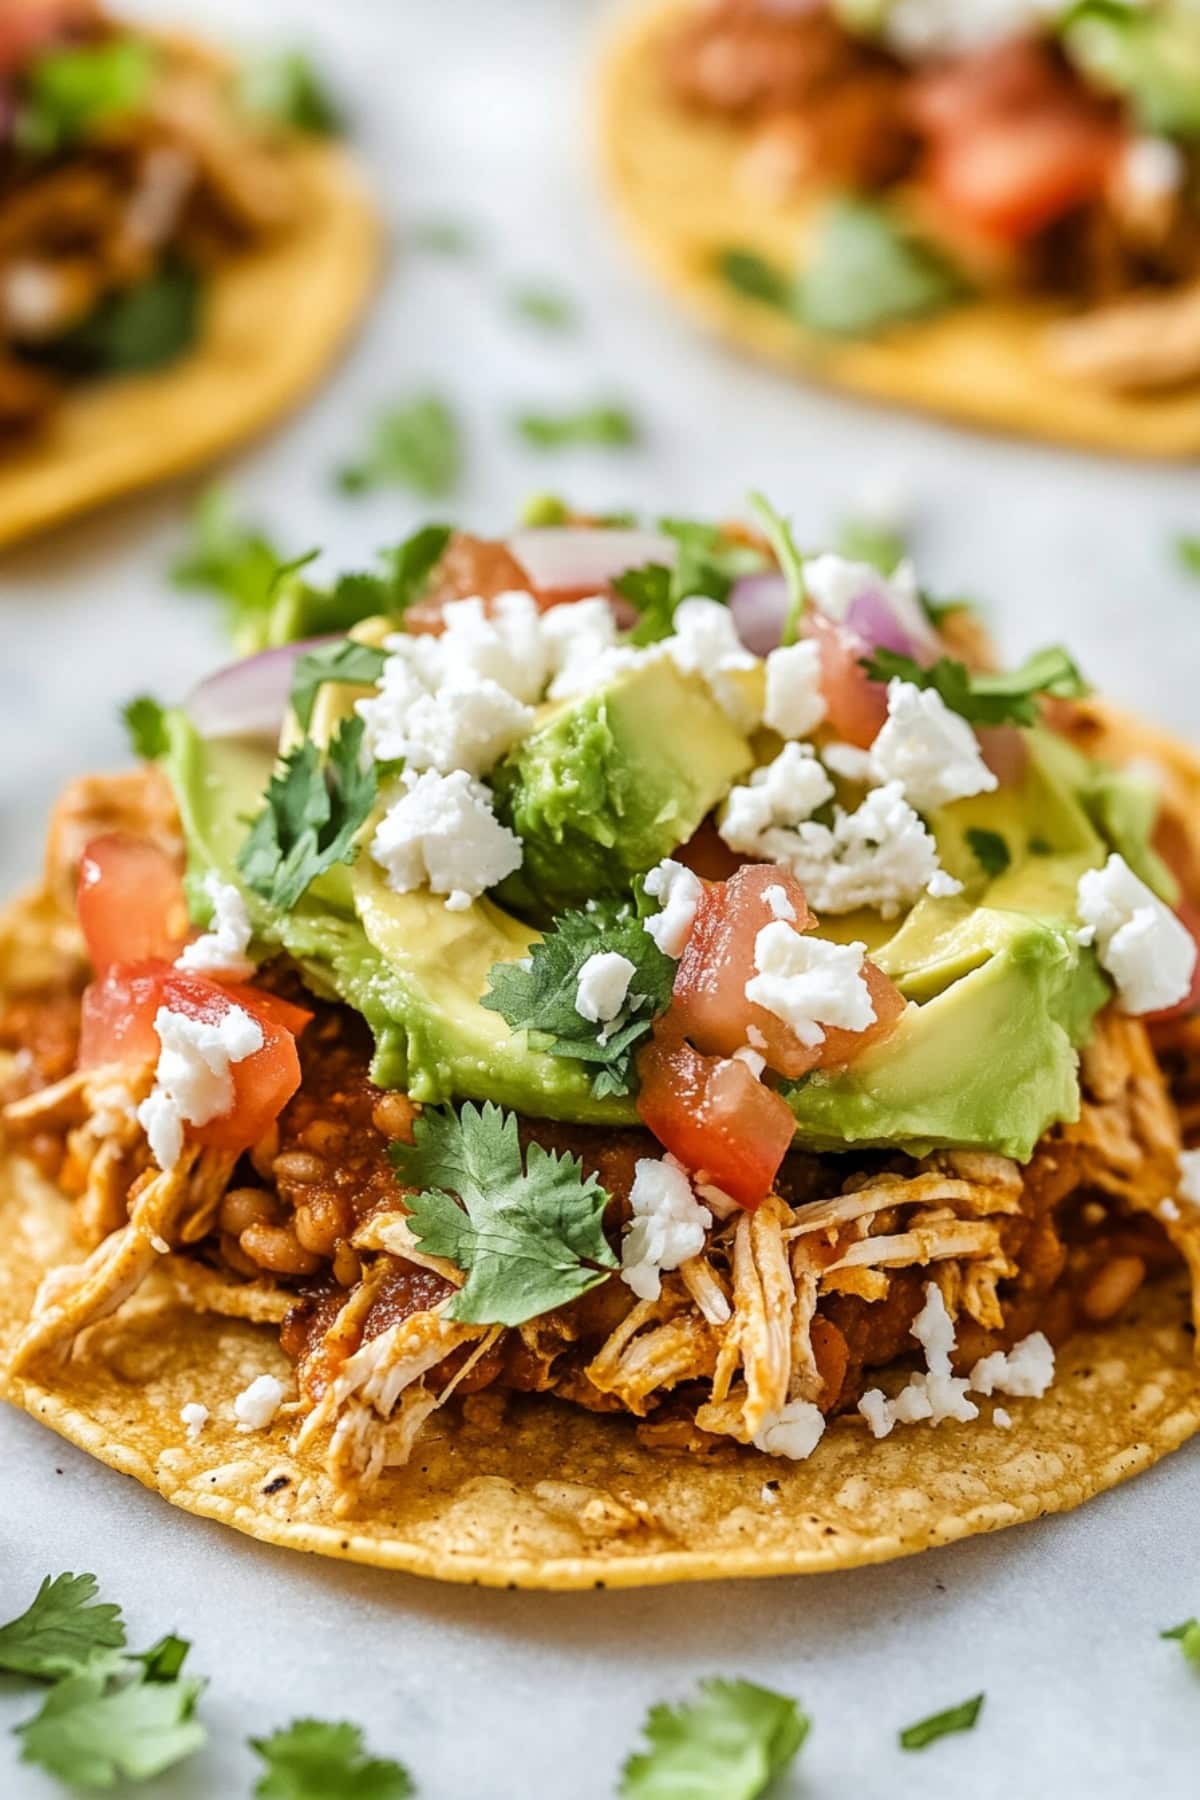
[
  {"x1": 293, "y1": 1190, "x2": 351, "y2": 1257},
  {"x1": 1080, "y1": 1254, "x2": 1146, "y2": 1324},
  {"x1": 239, "y1": 1219, "x2": 323, "y2": 1277}
]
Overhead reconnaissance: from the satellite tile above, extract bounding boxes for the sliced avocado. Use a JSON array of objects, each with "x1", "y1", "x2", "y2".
[{"x1": 490, "y1": 655, "x2": 752, "y2": 915}]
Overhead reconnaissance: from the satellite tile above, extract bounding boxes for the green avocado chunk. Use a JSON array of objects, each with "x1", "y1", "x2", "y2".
[{"x1": 489, "y1": 655, "x2": 753, "y2": 916}]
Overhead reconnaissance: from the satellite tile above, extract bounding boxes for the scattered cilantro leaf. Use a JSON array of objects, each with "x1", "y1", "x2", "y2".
[
  {"x1": 409, "y1": 216, "x2": 478, "y2": 256},
  {"x1": 615, "y1": 522, "x2": 765, "y2": 646},
  {"x1": 716, "y1": 247, "x2": 796, "y2": 313},
  {"x1": 482, "y1": 902, "x2": 674, "y2": 1096},
  {"x1": 0, "y1": 1573, "x2": 125, "y2": 1681},
  {"x1": 396, "y1": 1102, "x2": 617, "y2": 1327},
  {"x1": 17, "y1": 1659, "x2": 206, "y2": 1789},
  {"x1": 239, "y1": 51, "x2": 341, "y2": 136},
  {"x1": 509, "y1": 284, "x2": 577, "y2": 331},
  {"x1": 965, "y1": 828, "x2": 1011, "y2": 880},
  {"x1": 1161, "y1": 1619, "x2": 1200, "y2": 1667},
  {"x1": 121, "y1": 695, "x2": 168, "y2": 762},
  {"x1": 378, "y1": 523, "x2": 453, "y2": 614},
  {"x1": 515, "y1": 403, "x2": 638, "y2": 451},
  {"x1": 238, "y1": 716, "x2": 376, "y2": 912},
  {"x1": 1177, "y1": 535, "x2": 1200, "y2": 578},
  {"x1": 613, "y1": 563, "x2": 676, "y2": 646},
  {"x1": 171, "y1": 489, "x2": 295, "y2": 639},
  {"x1": 862, "y1": 645, "x2": 1089, "y2": 726},
  {"x1": 337, "y1": 394, "x2": 461, "y2": 498},
  {"x1": 836, "y1": 515, "x2": 906, "y2": 575},
  {"x1": 1062, "y1": 4, "x2": 1200, "y2": 137},
  {"x1": 797, "y1": 198, "x2": 969, "y2": 337},
  {"x1": 620, "y1": 1677, "x2": 810, "y2": 1800},
  {"x1": 15, "y1": 39, "x2": 155, "y2": 155},
  {"x1": 35, "y1": 262, "x2": 201, "y2": 375},
  {"x1": 898, "y1": 1693, "x2": 985, "y2": 1752},
  {"x1": 290, "y1": 640, "x2": 387, "y2": 733},
  {"x1": 251, "y1": 1717, "x2": 414, "y2": 1800},
  {"x1": 747, "y1": 491, "x2": 807, "y2": 645}
]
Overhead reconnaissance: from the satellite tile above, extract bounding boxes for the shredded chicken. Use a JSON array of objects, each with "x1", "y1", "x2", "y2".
[{"x1": 1045, "y1": 283, "x2": 1200, "y2": 392}]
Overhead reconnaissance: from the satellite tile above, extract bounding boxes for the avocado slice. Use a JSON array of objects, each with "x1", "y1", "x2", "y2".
[{"x1": 489, "y1": 654, "x2": 753, "y2": 916}]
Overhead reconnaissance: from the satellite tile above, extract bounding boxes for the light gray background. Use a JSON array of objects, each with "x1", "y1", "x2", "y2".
[{"x1": 2, "y1": 3, "x2": 1198, "y2": 1794}]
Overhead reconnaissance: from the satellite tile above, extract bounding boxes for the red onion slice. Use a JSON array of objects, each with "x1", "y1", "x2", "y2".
[
  {"x1": 729, "y1": 572, "x2": 790, "y2": 655},
  {"x1": 844, "y1": 589, "x2": 922, "y2": 660},
  {"x1": 185, "y1": 637, "x2": 334, "y2": 741},
  {"x1": 506, "y1": 527, "x2": 676, "y2": 595}
]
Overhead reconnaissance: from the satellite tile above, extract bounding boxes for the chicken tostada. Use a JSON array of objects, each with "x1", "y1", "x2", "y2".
[
  {"x1": 0, "y1": 0, "x2": 378, "y2": 548},
  {"x1": 1, "y1": 507, "x2": 1199, "y2": 1589},
  {"x1": 600, "y1": 0, "x2": 1200, "y2": 455}
]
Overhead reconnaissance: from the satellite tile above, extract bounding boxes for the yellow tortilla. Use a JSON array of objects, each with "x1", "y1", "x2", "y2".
[
  {"x1": 598, "y1": 1, "x2": 1200, "y2": 458},
  {"x1": 1, "y1": 712, "x2": 1198, "y2": 1590},
  {"x1": 0, "y1": 139, "x2": 380, "y2": 551}
]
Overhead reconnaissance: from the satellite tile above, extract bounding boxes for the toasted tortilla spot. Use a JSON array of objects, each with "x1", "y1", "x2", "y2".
[
  {"x1": 1, "y1": 705, "x2": 1198, "y2": 1588},
  {"x1": 597, "y1": 0, "x2": 1200, "y2": 458},
  {"x1": 0, "y1": 137, "x2": 380, "y2": 550}
]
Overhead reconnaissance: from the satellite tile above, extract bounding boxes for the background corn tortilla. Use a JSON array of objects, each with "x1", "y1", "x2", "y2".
[
  {"x1": 0, "y1": 138, "x2": 380, "y2": 551},
  {"x1": 598, "y1": 0, "x2": 1200, "y2": 459}
]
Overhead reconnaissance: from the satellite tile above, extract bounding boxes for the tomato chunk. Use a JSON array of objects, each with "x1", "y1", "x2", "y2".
[
  {"x1": 673, "y1": 865, "x2": 819, "y2": 1078},
  {"x1": 78, "y1": 959, "x2": 170, "y2": 1070},
  {"x1": 803, "y1": 610, "x2": 888, "y2": 749},
  {"x1": 637, "y1": 1030, "x2": 796, "y2": 1211},
  {"x1": 77, "y1": 835, "x2": 187, "y2": 974},
  {"x1": 815, "y1": 960, "x2": 908, "y2": 1069}
]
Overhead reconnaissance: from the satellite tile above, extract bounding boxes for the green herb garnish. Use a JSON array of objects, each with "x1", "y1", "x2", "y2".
[
  {"x1": 238, "y1": 716, "x2": 377, "y2": 912},
  {"x1": 0, "y1": 1573, "x2": 125, "y2": 1682},
  {"x1": 1161, "y1": 1619, "x2": 1200, "y2": 1666},
  {"x1": 509, "y1": 284, "x2": 577, "y2": 331},
  {"x1": 620, "y1": 1677, "x2": 810, "y2": 1800},
  {"x1": 716, "y1": 248, "x2": 796, "y2": 312},
  {"x1": 396, "y1": 1102, "x2": 617, "y2": 1327},
  {"x1": 965, "y1": 828, "x2": 1011, "y2": 879},
  {"x1": 121, "y1": 695, "x2": 169, "y2": 763},
  {"x1": 836, "y1": 514, "x2": 906, "y2": 576},
  {"x1": 337, "y1": 395, "x2": 462, "y2": 498},
  {"x1": 17, "y1": 1659, "x2": 206, "y2": 1789},
  {"x1": 747, "y1": 491, "x2": 807, "y2": 645},
  {"x1": 515, "y1": 403, "x2": 638, "y2": 450},
  {"x1": 250, "y1": 1717, "x2": 414, "y2": 1799},
  {"x1": 483, "y1": 901, "x2": 674, "y2": 1097},
  {"x1": 36, "y1": 262, "x2": 201, "y2": 375},
  {"x1": 289, "y1": 640, "x2": 387, "y2": 733},
  {"x1": 16, "y1": 39, "x2": 154, "y2": 155},
  {"x1": 899, "y1": 1693, "x2": 985, "y2": 1752},
  {"x1": 239, "y1": 50, "x2": 341, "y2": 135},
  {"x1": 1177, "y1": 535, "x2": 1200, "y2": 577},
  {"x1": 862, "y1": 645, "x2": 1089, "y2": 726},
  {"x1": 797, "y1": 198, "x2": 969, "y2": 337}
]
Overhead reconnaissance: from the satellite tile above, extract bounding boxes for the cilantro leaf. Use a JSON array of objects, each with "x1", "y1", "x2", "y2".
[
  {"x1": 613, "y1": 563, "x2": 675, "y2": 646},
  {"x1": 137, "y1": 1634, "x2": 191, "y2": 1684},
  {"x1": 16, "y1": 1660, "x2": 206, "y2": 1788},
  {"x1": 747, "y1": 491, "x2": 807, "y2": 646},
  {"x1": 509, "y1": 284, "x2": 577, "y2": 331},
  {"x1": 409, "y1": 215, "x2": 478, "y2": 256},
  {"x1": 121, "y1": 694, "x2": 168, "y2": 762},
  {"x1": 290, "y1": 640, "x2": 387, "y2": 733},
  {"x1": 36, "y1": 262, "x2": 201, "y2": 376},
  {"x1": 0, "y1": 1573, "x2": 125, "y2": 1681},
  {"x1": 16, "y1": 39, "x2": 155, "y2": 155},
  {"x1": 239, "y1": 51, "x2": 341, "y2": 136},
  {"x1": 965, "y1": 828, "x2": 1011, "y2": 879},
  {"x1": 396, "y1": 1102, "x2": 617, "y2": 1327},
  {"x1": 798, "y1": 198, "x2": 969, "y2": 337},
  {"x1": 614, "y1": 522, "x2": 765, "y2": 645},
  {"x1": 482, "y1": 902, "x2": 674, "y2": 1096},
  {"x1": 1177, "y1": 535, "x2": 1200, "y2": 578},
  {"x1": 238, "y1": 716, "x2": 377, "y2": 912},
  {"x1": 171, "y1": 490, "x2": 296, "y2": 641},
  {"x1": 1161, "y1": 1619, "x2": 1200, "y2": 1667},
  {"x1": 251, "y1": 1717, "x2": 414, "y2": 1800},
  {"x1": 716, "y1": 247, "x2": 796, "y2": 313},
  {"x1": 898, "y1": 1693, "x2": 985, "y2": 1751},
  {"x1": 337, "y1": 394, "x2": 461, "y2": 497},
  {"x1": 862, "y1": 645, "x2": 1089, "y2": 726},
  {"x1": 378, "y1": 523, "x2": 453, "y2": 614},
  {"x1": 620, "y1": 1677, "x2": 810, "y2": 1800},
  {"x1": 515, "y1": 403, "x2": 638, "y2": 450}
]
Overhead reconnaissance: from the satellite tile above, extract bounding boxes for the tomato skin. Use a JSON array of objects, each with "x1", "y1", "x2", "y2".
[
  {"x1": 1145, "y1": 900, "x2": 1200, "y2": 1024},
  {"x1": 804, "y1": 611, "x2": 888, "y2": 749},
  {"x1": 816, "y1": 961, "x2": 908, "y2": 1069},
  {"x1": 215, "y1": 982, "x2": 313, "y2": 1040},
  {"x1": 636, "y1": 1031, "x2": 796, "y2": 1211},
  {"x1": 924, "y1": 116, "x2": 1117, "y2": 242},
  {"x1": 673, "y1": 865, "x2": 819, "y2": 1078},
  {"x1": 77, "y1": 835, "x2": 187, "y2": 974},
  {"x1": 78, "y1": 959, "x2": 170, "y2": 1070}
]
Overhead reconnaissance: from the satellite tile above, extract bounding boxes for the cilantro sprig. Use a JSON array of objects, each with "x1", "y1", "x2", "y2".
[
  {"x1": 289, "y1": 641, "x2": 388, "y2": 733},
  {"x1": 620, "y1": 1677, "x2": 810, "y2": 1800},
  {"x1": 1161, "y1": 1618, "x2": 1200, "y2": 1667},
  {"x1": 15, "y1": 39, "x2": 155, "y2": 155},
  {"x1": 37, "y1": 262, "x2": 201, "y2": 376},
  {"x1": 395, "y1": 1101, "x2": 617, "y2": 1326},
  {"x1": 238, "y1": 716, "x2": 377, "y2": 912},
  {"x1": 862, "y1": 645, "x2": 1089, "y2": 726},
  {"x1": 515, "y1": 402, "x2": 638, "y2": 450},
  {"x1": 251, "y1": 1717, "x2": 414, "y2": 1799},
  {"x1": 238, "y1": 50, "x2": 342, "y2": 136},
  {"x1": 336, "y1": 394, "x2": 462, "y2": 497},
  {"x1": 613, "y1": 518, "x2": 766, "y2": 645},
  {"x1": 898, "y1": 1693, "x2": 985, "y2": 1752},
  {"x1": 483, "y1": 901, "x2": 674, "y2": 1097},
  {"x1": 121, "y1": 695, "x2": 168, "y2": 762},
  {"x1": 0, "y1": 1573, "x2": 125, "y2": 1681}
]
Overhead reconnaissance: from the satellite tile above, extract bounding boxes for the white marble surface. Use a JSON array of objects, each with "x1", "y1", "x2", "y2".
[{"x1": 1, "y1": 2, "x2": 1199, "y2": 1794}]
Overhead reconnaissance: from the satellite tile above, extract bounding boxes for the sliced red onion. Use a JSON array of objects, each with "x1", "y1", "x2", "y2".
[
  {"x1": 506, "y1": 527, "x2": 676, "y2": 595},
  {"x1": 729, "y1": 571, "x2": 790, "y2": 656},
  {"x1": 185, "y1": 637, "x2": 334, "y2": 741},
  {"x1": 844, "y1": 589, "x2": 922, "y2": 660}
]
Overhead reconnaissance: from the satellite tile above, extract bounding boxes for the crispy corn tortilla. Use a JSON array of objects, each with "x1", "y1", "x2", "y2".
[
  {"x1": 1, "y1": 709, "x2": 1199, "y2": 1591},
  {"x1": 598, "y1": 1, "x2": 1200, "y2": 459},
  {"x1": 0, "y1": 139, "x2": 380, "y2": 552}
]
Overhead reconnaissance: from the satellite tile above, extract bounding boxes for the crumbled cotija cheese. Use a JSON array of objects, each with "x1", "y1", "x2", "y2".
[
  {"x1": 369, "y1": 769, "x2": 523, "y2": 910},
  {"x1": 752, "y1": 1399, "x2": 826, "y2": 1462},
  {"x1": 175, "y1": 873, "x2": 256, "y2": 978},
  {"x1": 575, "y1": 951, "x2": 636, "y2": 1026},
  {"x1": 745, "y1": 921, "x2": 875, "y2": 1048},
  {"x1": 620, "y1": 1155, "x2": 712, "y2": 1301},
  {"x1": 719, "y1": 743, "x2": 834, "y2": 856},
  {"x1": 868, "y1": 679, "x2": 997, "y2": 813},
  {"x1": 752, "y1": 781, "x2": 943, "y2": 917},
  {"x1": 763, "y1": 640, "x2": 825, "y2": 740},
  {"x1": 858, "y1": 1283, "x2": 979, "y2": 1439},
  {"x1": 233, "y1": 1374, "x2": 286, "y2": 1432},
  {"x1": 665, "y1": 597, "x2": 761, "y2": 731},
  {"x1": 1076, "y1": 853, "x2": 1197, "y2": 1014},
  {"x1": 137, "y1": 1002, "x2": 264, "y2": 1172},
  {"x1": 180, "y1": 1402, "x2": 209, "y2": 1443},
  {"x1": 970, "y1": 1332, "x2": 1056, "y2": 1399},
  {"x1": 643, "y1": 857, "x2": 703, "y2": 958}
]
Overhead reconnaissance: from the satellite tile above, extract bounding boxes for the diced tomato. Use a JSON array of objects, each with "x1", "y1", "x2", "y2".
[
  {"x1": 636, "y1": 1029, "x2": 796, "y2": 1210},
  {"x1": 674, "y1": 817, "x2": 751, "y2": 883},
  {"x1": 803, "y1": 610, "x2": 888, "y2": 749},
  {"x1": 673, "y1": 865, "x2": 819, "y2": 1078},
  {"x1": 907, "y1": 39, "x2": 1070, "y2": 139},
  {"x1": 923, "y1": 113, "x2": 1119, "y2": 242},
  {"x1": 77, "y1": 835, "x2": 187, "y2": 974},
  {"x1": 215, "y1": 982, "x2": 313, "y2": 1039},
  {"x1": 1145, "y1": 900, "x2": 1200, "y2": 1023},
  {"x1": 815, "y1": 961, "x2": 908, "y2": 1069},
  {"x1": 0, "y1": 0, "x2": 92, "y2": 76},
  {"x1": 78, "y1": 959, "x2": 169, "y2": 1070}
]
